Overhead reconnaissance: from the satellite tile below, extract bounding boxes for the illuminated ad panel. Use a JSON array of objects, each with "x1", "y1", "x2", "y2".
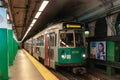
[{"x1": 90, "y1": 41, "x2": 106, "y2": 61}]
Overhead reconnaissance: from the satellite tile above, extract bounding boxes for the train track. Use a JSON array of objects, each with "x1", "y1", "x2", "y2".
[
  {"x1": 49, "y1": 67, "x2": 97, "y2": 80},
  {"x1": 48, "y1": 66, "x2": 120, "y2": 80},
  {"x1": 34, "y1": 55, "x2": 119, "y2": 80},
  {"x1": 35, "y1": 57, "x2": 101, "y2": 80},
  {"x1": 57, "y1": 70, "x2": 89, "y2": 80}
]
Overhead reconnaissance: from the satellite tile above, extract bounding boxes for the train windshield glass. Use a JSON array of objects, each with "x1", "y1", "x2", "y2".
[
  {"x1": 75, "y1": 31, "x2": 84, "y2": 47},
  {"x1": 60, "y1": 30, "x2": 74, "y2": 47}
]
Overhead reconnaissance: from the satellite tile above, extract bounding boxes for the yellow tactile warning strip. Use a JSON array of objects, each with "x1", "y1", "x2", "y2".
[{"x1": 23, "y1": 49, "x2": 59, "y2": 80}]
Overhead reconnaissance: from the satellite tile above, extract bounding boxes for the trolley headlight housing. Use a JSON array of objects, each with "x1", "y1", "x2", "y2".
[
  {"x1": 82, "y1": 54, "x2": 86, "y2": 58},
  {"x1": 61, "y1": 54, "x2": 66, "y2": 59},
  {"x1": 61, "y1": 50, "x2": 66, "y2": 59}
]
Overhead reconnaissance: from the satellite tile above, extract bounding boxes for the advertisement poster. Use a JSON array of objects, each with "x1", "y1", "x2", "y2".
[{"x1": 90, "y1": 41, "x2": 106, "y2": 61}]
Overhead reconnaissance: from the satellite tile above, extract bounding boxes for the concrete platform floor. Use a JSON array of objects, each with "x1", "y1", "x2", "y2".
[{"x1": 9, "y1": 50, "x2": 45, "y2": 80}]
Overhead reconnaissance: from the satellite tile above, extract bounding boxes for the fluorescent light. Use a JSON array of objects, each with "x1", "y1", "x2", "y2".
[
  {"x1": 28, "y1": 26, "x2": 32, "y2": 31},
  {"x1": 21, "y1": 29, "x2": 30, "y2": 41},
  {"x1": 21, "y1": 21, "x2": 35, "y2": 42},
  {"x1": 35, "y1": 12, "x2": 42, "y2": 18},
  {"x1": 7, "y1": 14, "x2": 9, "y2": 20},
  {"x1": 30, "y1": 23, "x2": 34, "y2": 27},
  {"x1": 21, "y1": 0, "x2": 49, "y2": 42},
  {"x1": 32, "y1": 19, "x2": 37, "y2": 24},
  {"x1": 22, "y1": 33, "x2": 27, "y2": 41},
  {"x1": 13, "y1": 32, "x2": 18, "y2": 42},
  {"x1": 21, "y1": 24, "x2": 33, "y2": 41},
  {"x1": 38, "y1": 1, "x2": 49, "y2": 11}
]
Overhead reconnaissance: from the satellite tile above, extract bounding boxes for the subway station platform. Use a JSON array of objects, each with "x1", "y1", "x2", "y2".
[{"x1": 9, "y1": 50, "x2": 59, "y2": 80}]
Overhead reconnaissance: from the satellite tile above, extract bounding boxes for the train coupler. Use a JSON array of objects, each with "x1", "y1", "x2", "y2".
[{"x1": 73, "y1": 67, "x2": 86, "y2": 74}]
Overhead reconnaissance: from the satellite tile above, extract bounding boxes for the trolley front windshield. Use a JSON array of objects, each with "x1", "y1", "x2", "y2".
[
  {"x1": 75, "y1": 30, "x2": 84, "y2": 47},
  {"x1": 60, "y1": 30, "x2": 74, "y2": 47},
  {"x1": 59, "y1": 30, "x2": 84, "y2": 47}
]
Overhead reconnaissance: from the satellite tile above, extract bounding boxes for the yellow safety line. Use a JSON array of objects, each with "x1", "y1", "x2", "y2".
[{"x1": 22, "y1": 49, "x2": 59, "y2": 80}]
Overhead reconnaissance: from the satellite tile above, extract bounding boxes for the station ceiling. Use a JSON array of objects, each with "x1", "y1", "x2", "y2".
[{"x1": 5, "y1": 0, "x2": 120, "y2": 41}]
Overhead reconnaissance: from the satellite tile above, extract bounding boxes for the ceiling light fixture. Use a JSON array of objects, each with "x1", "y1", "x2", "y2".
[
  {"x1": 35, "y1": 12, "x2": 42, "y2": 18},
  {"x1": 32, "y1": 19, "x2": 37, "y2": 24},
  {"x1": 38, "y1": 0, "x2": 49, "y2": 11},
  {"x1": 30, "y1": 23, "x2": 34, "y2": 27},
  {"x1": 21, "y1": 0, "x2": 49, "y2": 42},
  {"x1": 28, "y1": 27, "x2": 32, "y2": 31}
]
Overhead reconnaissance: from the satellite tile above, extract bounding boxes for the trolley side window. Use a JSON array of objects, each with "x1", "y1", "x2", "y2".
[
  {"x1": 49, "y1": 33, "x2": 56, "y2": 47},
  {"x1": 33, "y1": 39, "x2": 36, "y2": 46},
  {"x1": 39, "y1": 36, "x2": 44, "y2": 46},
  {"x1": 36, "y1": 35, "x2": 44, "y2": 46}
]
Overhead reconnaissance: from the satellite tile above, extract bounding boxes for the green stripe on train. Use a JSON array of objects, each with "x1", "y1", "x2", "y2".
[{"x1": 56, "y1": 48, "x2": 86, "y2": 64}]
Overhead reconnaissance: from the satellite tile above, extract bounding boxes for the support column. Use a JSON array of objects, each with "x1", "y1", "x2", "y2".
[
  {"x1": 88, "y1": 21, "x2": 96, "y2": 37},
  {"x1": 8, "y1": 23, "x2": 13, "y2": 66},
  {"x1": 88, "y1": 22, "x2": 96, "y2": 69},
  {"x1": 13, "y1": 33, "x2": 18, "y2": 60},
  {"x1": 107, "y1": 41, "x2": 115, "y2": 76},
  {"x1": 115, "y1": 43, "x2": 120, "y2": 62},
  {"x1": 106, "y1": 15, "x2": 118, "y2": 76},
  {"x1": 0, "y1": 8, "x2": 8, "y2": 80},
  {"x1": 88, "y1": 42, "x2": 95, "y2": 69},
  {"x1": 106, "y1": 14, "x2": 118, "y2": 36},
  {"x1": 88, "y1": 21, "x2": 96, "y2": 69},
  {"x1": 15, "y1": 40, "x2": 18, "y2": 56},
  {"x1": 13, "y1": 37, "x2": 15, "y2": 60}
]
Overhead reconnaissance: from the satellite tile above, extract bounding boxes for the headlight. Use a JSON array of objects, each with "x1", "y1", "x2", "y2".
[
  {"x1": 82, "y1": 54, "x2": 86, "y2": 58},
  {"x1": 61, "y1": 55, "x2": 66, "y2": 59},
  {"x1": 61, "y1": 50, "x2": 66, "y2": 59}
]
